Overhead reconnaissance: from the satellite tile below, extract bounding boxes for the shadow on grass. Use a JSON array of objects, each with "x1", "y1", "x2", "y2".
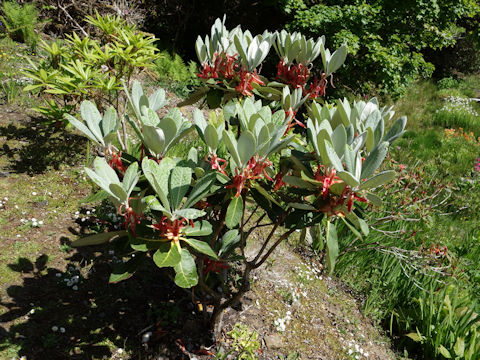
[
  {"x1": 0, "y1": 115, "x2": 86, "y2": 174},
  {"x1": 0, "y1": 240, "x2": 213, "y2": 360}
]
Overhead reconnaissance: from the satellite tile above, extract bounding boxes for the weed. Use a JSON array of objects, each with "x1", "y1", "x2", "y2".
[{"x1": 227, "y1": 323, "x2": 261, "y2": 360}]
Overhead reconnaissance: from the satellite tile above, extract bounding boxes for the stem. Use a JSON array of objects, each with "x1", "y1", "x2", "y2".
[{"x1": 253, "y1": 228, "x2": 295, "y2": 269}]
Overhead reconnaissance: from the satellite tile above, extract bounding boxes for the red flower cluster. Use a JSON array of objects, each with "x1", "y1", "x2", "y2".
[
  {"x1": 198, "y1": 52, "x2": 238, "y2": 80},
  {"x1": 234, "y1": 69, "x2": 265, "y2": 96},
  {"x1": 153, "y1": 216, "x2": 193, "y2": 242},
  {"x1": 197, "y1": 51, "x2": 265, "y2": 97},
  {"x1": 118, "y1": 199, "x2": 143, "y2": 236},
  {"x1": 206, "y1": 153, "x2": 228, "y2": 175},
  {"x1": 227, "y1": 156, "x2": 273, "y2": 197},
  {"x1": 277, "y1": 60, "x2": 310, "y2": 89},
  {"x1": 276, "y1": 60, "x2": 328, "y2": 100},
  {"x1": 108, "y1": 151, "x2": 126, "y2": 173}
]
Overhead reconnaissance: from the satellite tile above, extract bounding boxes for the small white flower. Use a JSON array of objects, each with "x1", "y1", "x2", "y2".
[
  {"x1": 72, "y1": 285, "x2": 78, "y2": 291},
  {"x1": 86, "y1": 211, "x2": 90, "y2": 215},
  {"x1": 16, "y1": 234, "x2": 21, "y2": 238},
  {"x1": 38, "y1": 220, "x2": 43, "y2": 225},
  {"x1": 31, "y1": 192, "x2": 37, "y2": 196},
  {"x1": 117, "y1": 348, "x2": 124, "y2": 354},
  {"x1": 52, "y1": 326, "x2": 58, "y2": 332},
  {"x1": 31, "y1": 218, "x2": 36, "y2": 222},
  {"x1": 4, "y1": 197, "x2": 8, "y2": 201},
  {"x1": 59, "y1": 327, "x2": 65, "y2": 333},
  {"x1": 29, "y1": 309, "x2": 35, "y2": 314},
  {"x1": 15, "y1": 205, "x2": 18, "y2": 209}
]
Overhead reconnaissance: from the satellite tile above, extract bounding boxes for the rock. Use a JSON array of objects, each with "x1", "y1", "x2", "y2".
[{"x1": 264, "y1": 334, "x2": 283, "y2": 349}]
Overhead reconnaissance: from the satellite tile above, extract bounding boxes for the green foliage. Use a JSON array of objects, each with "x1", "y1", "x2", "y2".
[
  {"x1": 332, "y1": 76, "x2": 480, "y2": 359},
  {"x1": 154, "y1": 50, "x2": 200, "y2": 97},
  {"x1": 23, "y1": 11, "x2": 159, "y2": 124},
  {"x1": 437, "y1": 77, "x2": 460, "y2": 90},
  {"x1": 280, "y1": 0, "x2": 480, "y2": 96},
  {"x1": 227, "y1": 323, "x2": 261, "y2": 360},
  {"x1": 0, "y1": 1, "x2": 40, "y2": 50}
]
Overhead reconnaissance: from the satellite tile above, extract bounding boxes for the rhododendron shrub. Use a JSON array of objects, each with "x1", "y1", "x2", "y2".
[{"x1": 68, "y1": 18, "x2": 406, "y2": 329}]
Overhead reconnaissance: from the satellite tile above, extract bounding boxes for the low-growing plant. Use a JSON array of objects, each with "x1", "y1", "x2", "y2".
[
  {"x1": 0, "y1": 1, "x2": 40, "y2": 50},
  {"x1": 434, "y1": 96, "x2": 480, "y2": 137},
  {"x1": 154, "y1": 50, "x2": 200, "y2": 97},
  {"x1": 68, "y1": 17, "x2": 406, "y2": 333},
  {"x1": 23, "y1": 11, "x2": 159, "y2": 130},
  {"x1": 227, "y1": 323, "x2": 261, "y2": 360}
]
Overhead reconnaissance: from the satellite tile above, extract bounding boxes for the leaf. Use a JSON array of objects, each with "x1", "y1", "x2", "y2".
[
  {"x1": 283, "y1": 175, "x2": 316, "y2": 189},
  {"x1": 153, "y1": 242, "x2": 181, "y2": 268},
  {"x1": 325, "y1": 220, "x2": 339, "y2": 274},
  {"x1": 65, "y1": 114, "x2": 100, "y2": 146},
  {"x1": 109, "y1": 183, "x2": 128, "y2": 203},
  {"x1": 182, "y1": 238, "x2": 218, "y2": 259},
  {"x1": 174, "y1": 208, "x2": 206, "y2": 220},
  {"x1": 173, "y1": 249, "x2": 198, "y2": 288},
  {"x1": 143, "y1": 195, "x2": 169, "y2": 213},
  {"x1": 101, "y1": 106, "x2": 117, "y2": 136},
  {"x1": 93, "y1": 157, "x2": 120, "y2": 185},
  {"x1": 222, "y1": 130, "x2": 241, "y2": 168},
  {"x1": 406, "y1": 332, "x2": 423, "y2": 342},
  {"x1": 288, "y1": 202, "x2": 316, "y2": 210},
  {"x1": 72, "y1": 230, "x2": 127, "y2": 247},
  {"x1": 237, "y1": 131, "x2": 256, "y2": 166},
  {"x1": 143, "y1": 126, "x2": 165, "y2": 157},
  {"x1": 438, "y1": 345, "x2": 452, "y2": 358},
  {"x1": 383, "y1": 116, "x2": 407, "y2": 144},
  {"x1": 80, "y1": 190, "x2": 109, "y2": 204},
  {"x1": 142, "y1": 158, "x2": 170, "y2": 211},
  {"x1": 327, "y1": 45, "x2": 347, "y2": 75},
  {"x1": 323, "y1": 140, "x2": 344, "y2": 171},
  {"x1": 184, "y1": 221, "x2": 213, "y2": 236},
  {"x1": 226, "y1": 196, "x2": 243, "y2": 229},
  {"x1": 183, "y1": 172, "x2": 217, "y2": 208},
  {"x1": 366, "y1": 192, "x2": 382, "y2": 206},
  {"x1": 454, "y1": 337, "x2": 465, "y2": 357},
  {"x1": 359, "y1": 170, "x2": 396, "y2": 190},
  {"x1": 337, "y1": 171, "x2": 359, "y2": 187},
  {"x1": 340, "y1": 217, "x2": 363, "y2": 240},
  {"x1": 218, "y1": 230, "x2": 240, "y2": 256},
  {"x1": 204, "y1": 124, "x2": 219, "y2": 150},
  {"x1": 109, "y1": 253, "x2": 145, "y2": 283},
  {"x1": 169, "y1": 167, "x2": 192, "y2": 210},
  {"x1": 360, "y1": 142, "x2": 389, "y2": 179},
  {"x1": 80, "y1": 100, "x2": 103, "y2": 143},
  {"x1": 122, "y1": 162, "x2": 139, "y2": 196}
]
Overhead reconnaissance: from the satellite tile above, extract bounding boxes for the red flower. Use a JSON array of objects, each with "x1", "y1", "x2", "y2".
[
  {"x1": 118, "y1": 198, "x2": 143, "y2": 236},
  {"x1": 235, "y1": 69, "x2": 265, "y2": 96},
  {"x1": 153, "y1": 216, "x2": 193, "y2": 242},
  {"x1": 206, "y1": 153, "x2": 228, "y2": 175},
  {"x1": 108, "y1": 151, "x2": 126, "y2": 173},
  {"x1": 204, "y1": 258, "x2": 229, "y2": 274},
  {"x1": 226, "y1": 156, "x2": 273, "y2": 197},
  {"x1": 314, "y1": 166, "x2": 342, "y2": 199}
]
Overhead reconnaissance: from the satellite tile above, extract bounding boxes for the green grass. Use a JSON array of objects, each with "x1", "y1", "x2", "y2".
[{"x1": 331, "y1": 74, "x2": 480, "y2": 359}]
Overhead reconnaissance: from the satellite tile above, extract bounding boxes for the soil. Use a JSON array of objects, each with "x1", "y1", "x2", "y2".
[{"x1": 0, "y1": 101, "x2": 398, "y2": 360}]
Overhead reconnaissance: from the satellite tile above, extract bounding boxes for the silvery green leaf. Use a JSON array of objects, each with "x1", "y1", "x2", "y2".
[
  {"x1": 80, "y1": 101, "x2": 103, "y2": 144},
  {"x1": 94, "y1": 157, "x2": 120, "y2": 184},
  {"x1": 361, "y1": 142, "x2": 389, "y2": 179}
]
